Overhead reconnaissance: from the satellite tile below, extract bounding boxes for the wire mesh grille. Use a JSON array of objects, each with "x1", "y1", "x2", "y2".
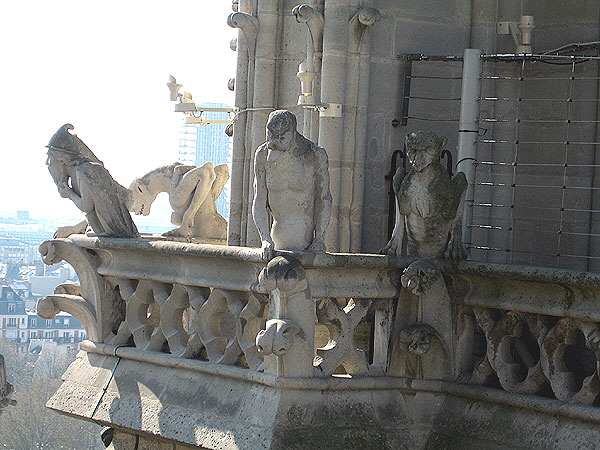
[
  {"x1": 471, "y1": 57, "x2": 600, "y2": 272},
  {"x1": 399, "y1": 54, "x2": 600, "y2": 272}
]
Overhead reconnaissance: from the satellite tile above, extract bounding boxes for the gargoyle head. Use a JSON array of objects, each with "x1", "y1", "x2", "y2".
[
  {"x1": 398, "y1": 323, "x2": 440, "y2": 355},
  {"x1": 266, "y1": 110, "x2": 297, "y2": 152},
  {"x1": 405, "y1": 131, "x2": 447, "y2": 173},
  {"x1": 128, "y1": 179, "x2": 154, "y2": 216}
]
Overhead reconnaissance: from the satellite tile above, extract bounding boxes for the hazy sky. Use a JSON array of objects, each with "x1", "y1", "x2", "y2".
[{"x1": 0, "y1": 1, "x2": 236, "y2": 223}]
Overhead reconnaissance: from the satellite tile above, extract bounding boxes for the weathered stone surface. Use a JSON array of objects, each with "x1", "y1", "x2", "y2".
[
  {"x1": 129, "y1": 162, "x2": 229, "y2": 243},
  {"x1": 49, "y1": 348, "x2": 440, "y2": 450},
  {"x1": 46, "y1": 124, "x2": 139, "y2": 238},
  {"x1": 427, "y1": 394, "x2": 600, "y2": 450},
  {"x1": 382, "y1": 131, "x2": 467, "y2": 261},
  {"x1": 253, "y1": 110, "x2": 332, "y2": 259},
  {"x1": 49, "y1": 344, "x2": 600, "y2": 450}
]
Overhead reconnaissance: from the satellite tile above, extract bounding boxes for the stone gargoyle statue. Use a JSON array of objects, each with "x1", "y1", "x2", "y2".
[
  {"x1": 129, "y1": 162, "x2": 229, "y2": 242},
  {"x1": 381, "y1": 131, "x2": 467, "y2": 294},
  {"x1": 0, "y1": 354, "x2": 16, "y2": 413},
  {"x1": 253, "y1": 109, "x2": 332, "y2": 260},
  {"x1": 382, "y1": 130, "x2": 467, "y2": 261},
  {"x1": 46, "y1": 124, "x2": 139, "y2": 238}
]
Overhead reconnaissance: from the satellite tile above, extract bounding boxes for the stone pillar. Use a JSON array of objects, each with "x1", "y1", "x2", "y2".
[
  {"x1": 228, "y1": 2, "x2": 257, "y2": 246},
  {"x1": 319, "y1": 0, "x2": 350, "y2": 252}
]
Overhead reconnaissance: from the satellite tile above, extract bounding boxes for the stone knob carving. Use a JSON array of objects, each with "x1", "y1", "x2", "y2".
[
  {"x1": 258, "y1": 256, "x2": 307, "y2": 293},
  {"x1": 292, "y1": 4, "x2": 317, "y2": 23},
  {"x1": 256, "y1": 319, "x2": 301, "y2": 356}
]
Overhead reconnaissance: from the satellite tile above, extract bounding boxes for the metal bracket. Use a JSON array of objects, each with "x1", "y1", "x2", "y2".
[
  {"x1": 496, "y1": 21, "x2": 512, "y2": 35},
  {"x1": 318, "y1": 103, "x2": 342, "y2": 118}
]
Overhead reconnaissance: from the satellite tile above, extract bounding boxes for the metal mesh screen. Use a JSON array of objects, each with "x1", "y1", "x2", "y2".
[
  {"x1": 397, "y1": 52, "x2": 600, "y2": 272},
  {"x1": 470, "y1": 55, "x2": 600, "y2": 272}
]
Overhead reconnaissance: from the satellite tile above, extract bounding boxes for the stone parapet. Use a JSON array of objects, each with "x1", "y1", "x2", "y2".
[{"x1": 38, "y1": 235, "x2": 600, "y2": 449}]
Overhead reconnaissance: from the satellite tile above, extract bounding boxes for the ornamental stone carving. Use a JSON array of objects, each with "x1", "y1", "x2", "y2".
[
  {"x1": 257, "y1": 255, "x2": 315, "y2": 377},
  {"x1": 46, "y1": 124, "x2": 139, "y2": 238},
  {"x1": 253, "y1": 110, "x2": 332, "y2": 260},
  {"x1": 382, "y1": 131, "x2": 467, "y2": 261},
  {"x1": 129, "y1": 162, "x2": 229, "y2": 242},
  {"x1": 256, "y1": 319, "x2": 301, "y2": 356}
]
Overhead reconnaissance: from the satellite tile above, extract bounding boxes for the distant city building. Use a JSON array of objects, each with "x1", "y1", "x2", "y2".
[
  {"x1": 16, "y1": 210, "x2": 30, "y2": 221},
  {"x1": 177, "y1": 102, "x2": 232, "y2": 218},
  {"x1": 0, "y1": 284, "x2": 86, "y2": 346},
  {"x1": 0, "y1": 238, "x2": 30, "y2": 263},
  {"x1": 0, "y1": 213, "x2": 55, "y2": 264}
]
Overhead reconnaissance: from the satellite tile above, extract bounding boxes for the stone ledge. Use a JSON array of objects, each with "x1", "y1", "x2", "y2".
[{"x1": 46, "y1": 342, "x2": 600, "y2": 450}]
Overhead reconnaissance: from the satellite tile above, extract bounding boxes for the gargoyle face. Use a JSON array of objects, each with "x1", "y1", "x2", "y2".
[
  {"x1": 129, "y1": 180, "x2": 153, "y2": 216},
  {"x1": 266, "y1": 129, "x2": 294, "y2": 152},
  {"x1": 405, "y1": 131, "x2": 446, "y2": 173},
  {"x1": 407, "y1": 145, "x2": 439, "y2": 173},
  {"x1": 408, "y1": 334, "x2": 431, "y2": 355}
]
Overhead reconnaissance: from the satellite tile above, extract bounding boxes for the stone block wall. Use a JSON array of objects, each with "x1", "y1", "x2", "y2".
[{"x1": 228, "y1": 0, "x2": 600, "y2": 268}]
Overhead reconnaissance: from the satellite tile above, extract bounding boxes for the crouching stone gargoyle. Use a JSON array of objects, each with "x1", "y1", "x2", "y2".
[
  {"x1": 46, "y1": 124, "x2": 139, "y2": 238},
  {"x1": 129, "y1": 162, "x2": 229, "y2": 242},
  {"x1": 382, "y1": 131, "x2": 467, "y2": 293}
]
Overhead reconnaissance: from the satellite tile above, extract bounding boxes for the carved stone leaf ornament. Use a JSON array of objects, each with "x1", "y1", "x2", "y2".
[
  {"x1": 487, "y1": 311, "x2": 549, "y2": 394},
  {"x1": 179, "y1": 286, "x2": 212, "y2": 359},
  {"x1": 125, "y1": 280, "x2": 168, "y2": 352},
  {"x1": 469, "y1": 306, "x2": 600, "y2": 404},
  {"x1": 238, "y1": 293, "x2": 268, "y2": 370},
  {"x1": 197, "y1": 289, "x2": 244, "y2": 364},
  {"x1": 161, "y1": 285, "x2": 210, "y2": 358}
]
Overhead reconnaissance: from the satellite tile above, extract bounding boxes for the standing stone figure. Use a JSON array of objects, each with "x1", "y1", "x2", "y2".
[
  {"x1": 382, "y1": 131, "x2": 467, "y2": 261},
  {"x1": 46, "y1": 124, "x2": 139, "y2": 238},
  {"x1": 253, "y1": 110, "x2": 332, "y2": 259}
]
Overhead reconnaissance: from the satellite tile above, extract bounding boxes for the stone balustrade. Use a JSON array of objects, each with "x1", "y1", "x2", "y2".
[
  {"x1": 37, "y1": 235, "x2": 403, "y2": 378},
  {"x1": 445, "y1": 263, "x2": 600, "y2": 405},
  {"x1": 37, "y1": 235, "x2": 600, "y2": 449}
]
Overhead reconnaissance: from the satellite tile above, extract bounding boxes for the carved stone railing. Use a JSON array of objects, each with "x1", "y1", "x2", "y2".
[
  {"x1": 38, "y1": 235, "x2": 402, "y2": 380},
  {"x1": 37, "y1": 235, "x2": 600, "y2": 448},
  {"x1": 38, "y1": 235, "x2": 600, "y2": 397},
  {"x1": 443, "y1": 263, "x2": 600, "y2": 405}
]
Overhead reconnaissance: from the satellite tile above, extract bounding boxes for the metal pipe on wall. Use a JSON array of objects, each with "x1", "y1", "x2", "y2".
[
  {"x1": 293, "y1": 3, "x2": 324, "y2": 147},
  {"x1": 308, "y1": 0, "x2": 325, "y2": 143},
  {"x1": 348, "y1": 6, "x2": 379, "y2": 252},
  {"x1": 456, "y1": 48, "x2": 483, "y2": 246}
]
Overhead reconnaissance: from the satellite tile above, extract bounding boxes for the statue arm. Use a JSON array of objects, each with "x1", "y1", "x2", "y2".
[
  {"x1": 381, "y1": 168, "x2": 407, "y2": 256},
  {"x1": 381, "y1": 200, "x2": 405, "y2": 256},
  {"x1": 252, "y1": 146, "x2": 274, "y2": 258},
  {"x1": 308, "y1": 148, "x2": 332, "y2": 252},
  {"x1": 444, "y1": 172, "x2": 468, "y2": 261},
  {"x1": 62, "y1": 182, "x2": 94, "y2": 213}
]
